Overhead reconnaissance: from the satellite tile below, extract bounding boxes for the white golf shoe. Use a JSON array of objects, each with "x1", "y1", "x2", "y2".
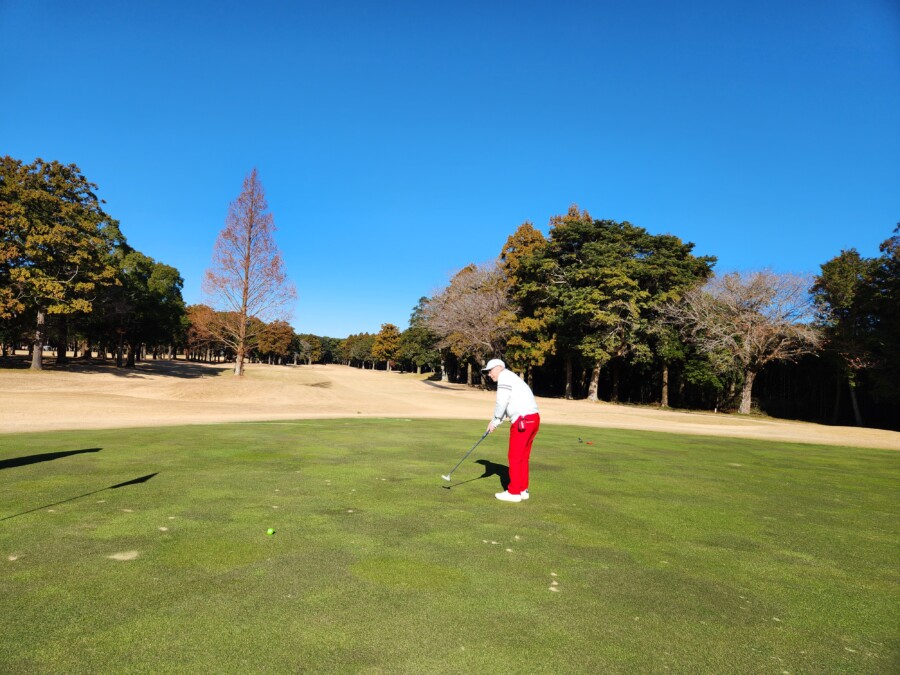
[
  {"x1": 520, "y1": 490, "x2": 529, "y2": 500},
  {"x1": 495, "y1": 491, "x2": 522, "y2": 503}
]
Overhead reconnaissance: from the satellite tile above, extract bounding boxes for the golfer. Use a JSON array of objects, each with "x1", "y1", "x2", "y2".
[{"x1": 482, "y1": 358, "x2": 540, "y2": 503}]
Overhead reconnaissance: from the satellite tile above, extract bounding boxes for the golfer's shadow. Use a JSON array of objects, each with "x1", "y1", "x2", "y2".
[{"x1": 443, "y1": 459, "x2": 509, "y2": 490}]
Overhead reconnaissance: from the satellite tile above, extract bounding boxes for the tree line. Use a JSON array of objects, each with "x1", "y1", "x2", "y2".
[
  {"x1": 0, "y1": 158, "x2": 432, "y2": 373},
  {"x1": 1, "y1": 157, "x2": 186, "y2": 368},
  {"x1": 403, "y1": 206, "x2": 898, "y2": 429},
  {"x1": 2, "y1": 157, "x2": 896, "y2": 429},
  {"x1": 314, "y1": 205, "x2": 897, "y2": 430}
]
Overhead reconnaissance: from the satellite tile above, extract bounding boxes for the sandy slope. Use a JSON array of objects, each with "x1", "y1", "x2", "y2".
[{"x1": 1, "y1": 360, "x2": 898, "y2": 450}]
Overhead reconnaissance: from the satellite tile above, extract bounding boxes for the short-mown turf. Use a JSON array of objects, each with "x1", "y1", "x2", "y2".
[{"x1": 1, "y1": 419, "x2": 897, "y2": 673}]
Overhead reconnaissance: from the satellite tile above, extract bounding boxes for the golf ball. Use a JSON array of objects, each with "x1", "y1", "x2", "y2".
[{"x1": 266, "y1": 528, "x2": 275, "y2": 535}]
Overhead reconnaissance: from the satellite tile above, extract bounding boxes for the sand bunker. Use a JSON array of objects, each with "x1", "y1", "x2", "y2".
[{"x1": 1, "y1": 360, "x2": 897, "y2": 450}]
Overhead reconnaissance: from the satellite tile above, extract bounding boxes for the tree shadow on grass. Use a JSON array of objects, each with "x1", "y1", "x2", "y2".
[
  {"x1": 441, "y1": 459, "x2": 509, "y2": 491},
  {"x1": 421, "y1": 380, "x2": 468, "y2": 391},
  {"x1": 0, "y1": 448, "x2": 101, "y2": 470},
  {"x1": 0, "y1": 355, "x2": 224, "y2": 379},
  {"x1": 0, "y1": 472, "x2": 158, "y2": 521}
]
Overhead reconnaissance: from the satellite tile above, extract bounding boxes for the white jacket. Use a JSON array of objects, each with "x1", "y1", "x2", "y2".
[{"x1": 491, "y1": 368, "x2": 539, "y2": 426}]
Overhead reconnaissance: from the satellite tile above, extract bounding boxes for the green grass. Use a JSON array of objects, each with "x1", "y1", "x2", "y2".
[{"x1": 1, "y1": 419, "x2": 897, "y2": 673}]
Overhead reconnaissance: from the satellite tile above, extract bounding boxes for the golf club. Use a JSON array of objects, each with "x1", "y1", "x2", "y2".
[{"x1": 442, "y1": 430, "x2": 490, "y2": 481}]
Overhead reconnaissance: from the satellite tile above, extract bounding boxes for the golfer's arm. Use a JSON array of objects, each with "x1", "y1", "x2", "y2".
[{"x1": 492, "y1": 384, "x2": 512, "y2": 424}]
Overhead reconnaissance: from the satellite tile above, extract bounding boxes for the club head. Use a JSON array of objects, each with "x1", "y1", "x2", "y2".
[{"x1": 441, "y1": 474, "x2": 452, "y2": 482}]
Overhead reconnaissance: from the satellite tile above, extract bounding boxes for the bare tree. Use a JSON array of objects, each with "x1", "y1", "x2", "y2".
[
  {"x1": 424, "y1": 262, "x2": 513, "y2": 384},
  {"x1": 202, "y1": 169, "x2": 296, "y2": 376},
  {"x1": 666, "y1": 270, "x2": 822, "y2": 414}
]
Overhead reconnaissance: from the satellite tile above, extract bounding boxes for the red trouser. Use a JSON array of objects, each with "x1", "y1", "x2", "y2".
[{"x1": 508, "y1": 413, "x2": 540, "y2": 495}]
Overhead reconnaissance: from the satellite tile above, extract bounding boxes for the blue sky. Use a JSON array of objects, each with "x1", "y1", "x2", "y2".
[{"x1": 3, "y1": 0, "x2": 898, "y2": 337}]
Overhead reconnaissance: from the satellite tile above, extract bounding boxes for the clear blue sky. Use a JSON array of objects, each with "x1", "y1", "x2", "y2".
[{"x1": 3, "y1": 0, "x2": 898, "y2": 337}]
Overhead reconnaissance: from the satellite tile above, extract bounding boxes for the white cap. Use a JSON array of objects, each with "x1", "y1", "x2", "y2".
[{"x1": 481, "y1": 358, "x2": 505, "y2": 372}]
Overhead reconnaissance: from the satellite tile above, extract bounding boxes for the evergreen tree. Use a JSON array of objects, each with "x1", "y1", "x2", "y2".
[
  {"x1": 522, "y1": 205, "x2": 715, "y2": 400},
  {"x1": 812, "y1": 249, "x2": 878, "y2": 424},
  {"x1": 398, "y1": 298, "x2": 440, "y2": 374},
  {"x1": 1, "y1": 157, "x2": 118, "y2": 369},
  {"x1": 500, "y1": 222, "x2": 554, "y2": 386}
]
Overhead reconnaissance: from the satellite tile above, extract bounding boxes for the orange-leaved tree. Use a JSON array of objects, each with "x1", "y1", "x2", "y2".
[
  {"x1": 202, "y1": 169, "x2": 296, "y2": 376},
  {"x1": 257, "y1": 319, "x2": 295, "y2": 364},
  {"x1": 372, "y1": 322, "x2": 402, "y2": 371}
]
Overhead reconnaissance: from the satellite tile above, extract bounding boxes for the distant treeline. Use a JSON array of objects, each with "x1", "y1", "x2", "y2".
[
  {"x1": 2, "y1": 157, "x2": 897, "y2": 430},
  {"x1": 406, "y1": 208, "x2": 899, "y2": 431}
]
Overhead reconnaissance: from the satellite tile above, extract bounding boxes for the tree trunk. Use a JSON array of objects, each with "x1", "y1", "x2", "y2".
[
  {"x1": 527, "y1": 365, "x2": 533, "y2": 390},
  {"x1": 56, "y1": 316, "x2": 69, "y2": 365},
  {"x1": 564, "y1": 355, "x2": 573, "y2": 400},
  {"x1": 587, "y1": 363, "x2": 601, "y2": 401},
  {"x1": 848, "y1": 377, "x2": 863, "y2": 426},
  {"x1": 116, "y1": 333, "x2": 124, "y2": 368},
  {"x1": 31, "y1": 309, "x2": 46, "y2": 370},
  {"x1": 661, "y1": 363, "x2": 669, "y2": 407},
  {"x1": 234, "y1": 346, "x2": 245, "y2": 376},
  {"x1": 440, "y1": 357, "x2": 448, "y2": 382},
  {"x1": 126, "y1": 342, "x2": 137, "y2": 368},
  {"x1": 831, "y1": 375, "x2": 842, "y2": 423},
  {"x1": 738, "y1": 369, "x2": 757, "y2": 414},
  {"x1": 466, "y1": 362, "x2": 473, "y2": 386},
  {"x1": 610, "y1": 363, "x2": 620, "y2": 403}
]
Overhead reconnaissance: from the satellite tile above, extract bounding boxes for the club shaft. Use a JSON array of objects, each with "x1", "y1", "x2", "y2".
[{"x1": 445, "y1": 432, "x2": 489, "y2": 477}]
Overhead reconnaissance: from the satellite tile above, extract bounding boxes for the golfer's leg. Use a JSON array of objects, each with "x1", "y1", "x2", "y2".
[
  {"x1": 507, "y1": 425, "x2": 526, "y2": 495},
  {"x1": 522, "y1": 415, "x2": 540, "y2": 491},
  {"x1": 521, "y1": 434, "x2": 531, "y2": 492}
]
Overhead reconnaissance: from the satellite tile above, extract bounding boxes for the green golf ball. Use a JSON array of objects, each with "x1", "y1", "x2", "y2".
[{"x1": 266, "y1": 528, "x2": 275, "y2": 535}]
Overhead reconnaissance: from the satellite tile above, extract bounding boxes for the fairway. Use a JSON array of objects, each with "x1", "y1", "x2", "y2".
[{"x1": 1, "y1": 419, "x2": 897, "y2": 673}]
